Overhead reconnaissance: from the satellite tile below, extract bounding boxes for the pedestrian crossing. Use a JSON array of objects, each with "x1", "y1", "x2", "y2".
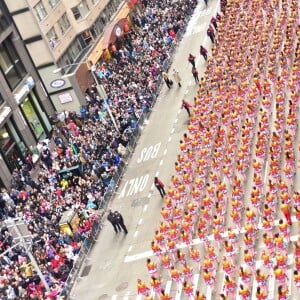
[
  {"x1": 113, "y1": 263, "x2": 297, "y2": 299},
  {"x1": 124, "y1": 216, "x2": 299, "y2": 263}
]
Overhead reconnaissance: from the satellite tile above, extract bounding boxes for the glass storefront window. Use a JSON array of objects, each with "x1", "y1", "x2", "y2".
[
  {"x1": 21, "y1": 97, "x2": 45, "y2": 140},
  {"x1": 0, "y1": 125, "x2": 22, "y2": 172},
  {"x1": 0, "y1": 127, "x2": 13, "y2": 153}
]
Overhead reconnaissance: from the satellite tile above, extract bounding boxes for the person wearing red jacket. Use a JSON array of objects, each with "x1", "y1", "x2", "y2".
[
  {"x1": 181, "y1": 99, "x2": 192, "y2": 117},
  {"x1": 188, "y1": 53, "x2": 196, "y2": 67},
  {"x1": 200, "y1": 45, "x2": 208, "y2": 61},
  {"x1": 154, "y1": 177, "x2": 166, "y2": 198}
]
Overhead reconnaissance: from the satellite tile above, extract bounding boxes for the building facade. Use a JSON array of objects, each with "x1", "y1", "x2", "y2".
[
  {"x1": 0, "y1": 0, "x2": 53, "y2": 188},
  {"x1": 5, "y1": 0, "x2": 127, "y2": 113}
]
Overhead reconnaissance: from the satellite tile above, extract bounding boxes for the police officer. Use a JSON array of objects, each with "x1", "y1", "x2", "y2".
[
  {"x1": 107, "y1": 209, "x2": 121, "y2": 233},
  {"x1": 114, "y1": 211, "x2": 128, "y2": 234}
]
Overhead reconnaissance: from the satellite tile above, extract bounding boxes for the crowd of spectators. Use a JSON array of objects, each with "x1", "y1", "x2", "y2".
[{"x1": 0, "y1": 0, "x2": 198, "y2": 299}]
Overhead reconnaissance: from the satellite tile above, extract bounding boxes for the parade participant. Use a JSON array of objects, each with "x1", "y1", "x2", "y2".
[
  {"x1": 162, "y1": 253, "x2": 173, "y2": 274},
  {"x1": 239, "y1": 266, "x2": 251, "y2": 284},
  {"x1": 146, "y1": 258, "x2": 157, "y2": 277},
  {"x1": 195, "y1": 291, "x2": 206, "y2": 299},
  {"x1": 160, "y1": 289, "x2": 172, "y2": 300},
  {"x1": 149, "y1": 276, "x2": 162, "y2": 295},
  {"x1": 294, "y1": 270, "x2": 300, "y2": 288},
  {"x1": 203, "y1": 268, "x2": 215, "y2": 286},
  {"x1": 170, "y1": 266, "x2": 182, "y2": 287},
  {"x1": 255, "y1": 269, "x2": 269, "y2": 286},
  {"x1": 256, "y1": 286, "x2": 267, "y2": 300},
  {"x1": 278, "y1": 285, "x2": 289, "y2": 300},
  {"x1": 137, "y1": 278, "x2": 149, "y2": 296},
  {"x1": 280, "y1": 200, "x2": 292, "y2": 225},
  {"x1": 223, "y1": 275, "x2": 237, "y2": 295},
  {"x1": 238, "y1": 284, "x2": 250, "y2": 300},
  {"x1": 182, "y1": 281, "x2": 193, "y2": 299},
  {"x1": 182, "y1": 262, "x2": 193, "y2": 281}
]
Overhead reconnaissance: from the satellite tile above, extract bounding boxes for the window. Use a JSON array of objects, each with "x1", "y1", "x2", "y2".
[
  {"x1": 48, "y1": 0, "x2": 59, "y2": 8},
  {"x1": 0, "y1": 7, "x2": 9, "y2": 31},
  {"x1": 71, "y1": 0, "x2": 89, "y2": 21},
  {"x1": 46, "y1": 27, "x2": 58, "y2": 49},
  {"x1": 0, "y1": 92, "x2": 4, "y2": 106},
  {"x1": 34, "y1": 2, "x2": 47, "y2": 21},
  {"x1": 0, "y1": 38, "x2": 27, "y2": 90},
  {"x1": 58, "y1": 13, "x2": 71, "y2": 35}
]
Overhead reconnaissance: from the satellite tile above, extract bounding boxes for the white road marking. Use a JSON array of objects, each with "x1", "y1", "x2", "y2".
[
  {"x1": 168, "y1": 137, "x2": 172, "y2": 142},
  {"x1": 138, "y1": 218, "x2": 143, "y2": 225},
  {"x1": 174, "y1": 118, "x2": 178, "y2": 123},
  {"x1": 267, "y1": 274, "x2": 275, "y2": 300},
  {"x1": 143, "y1": 205, "x2": 148, "y2": 212},
  {"x1": 171, "y1": 128, "x2": 175, "y2": 134},
  {"x1": 124, "y1": 223, "x2": 298, "y2": 262},
  {"x1": 155, "y1": 171, "x2": 159, "y2": 177},
  {"x1": 163, "y1": 149, "x2": 167, "y2": 155},
  {"x1": 193, "y1": 273, "x2": 200, "y2": 294},
  {"x1": 134, "y1": 231, "x2": 139, "y2": 238},
  {"x1": 147, "y1": 192, "x2": 152, "y2": 198},
  {"x1": 112, "y1": 296, "x2": 117, "y2": 300},
  {"x1": 264, "y1": 160, "x2": 269, "y2": 184},
  {"x1": 165, "y1": 280, "x2": 172, "y2": 294},
  {"x1": 206, "y1": 285, "x2": 212, "y2": 300},
  {"x1": 128, "y1": 246, "x2": 132, "y2": 252},
  {"x1": 288, "y1": 268, "x2": 293, "y2": 296},
  {"x1": 175, "y1": 281, "x2": 183, "y2": 300},
  {"x1": 160, "y1": 159, "x2": 163, "y2": 166}
]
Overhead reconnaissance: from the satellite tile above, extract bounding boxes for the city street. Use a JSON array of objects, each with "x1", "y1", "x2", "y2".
[
  {"x1": 71, "y1": 1, "x2": 300, "y2": 300},
  {"x1": 71, "y1": 1, "x2": 219, "y2": 299}
]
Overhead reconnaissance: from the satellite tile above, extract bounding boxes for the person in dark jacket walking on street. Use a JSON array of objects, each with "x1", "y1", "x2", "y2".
[
  {"x1": 200, "y1": 45, "x2": 208, "y2": 61},
  {"x1": 107, "y1": 209, "x2": 121, "y2": 233},
  {"x1": 114, "y1": 211, "x2": 128, "y2": 234},
  {"x1": 192, "y1": 67, "x2": 199, "y2": 83},
  {"x1": 188, "y1": 53, "x2": 196, "y2": 68},
  {"x1": 207, "y1": 25, "x2": 215, "y2": 43},
  {"x1": 211, "y1": 16, "x2": 218, "y2": 31},
  {"x1": 163, "y1": 72, "x2": 172, "y2": 89},
  {"x1": 154, "y1": 177, "x2": 166, "y2": 198}
]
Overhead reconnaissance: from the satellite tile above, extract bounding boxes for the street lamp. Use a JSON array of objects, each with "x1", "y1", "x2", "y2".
[{"x1": 53, "y1": 64, "x2": 119, "y2": 131}]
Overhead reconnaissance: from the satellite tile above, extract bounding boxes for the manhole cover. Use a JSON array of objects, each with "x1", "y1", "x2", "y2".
[
  {"x1": 98, "y1": 294, "x2": 109, "y2": 300},
  {"x1": 115, "y1": 282, "x2": 128, "y2": 292},
  {"x1": 80, "y1": 265, "x2": 92, "y2": 277},
  {"x1": 131, "y1": 197, "x2": 149, "y2": 207}
]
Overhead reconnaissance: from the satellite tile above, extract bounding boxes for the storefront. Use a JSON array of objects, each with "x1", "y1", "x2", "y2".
[
  {"x1": 0, "y1": 119, "x2": 26, "y2": 172},
  {"x1": 14, "y1": 76, "x2": 52, "y2": 142},
  {"x1": 20, "y1": 95, "x2": 46, "y2": 141}
]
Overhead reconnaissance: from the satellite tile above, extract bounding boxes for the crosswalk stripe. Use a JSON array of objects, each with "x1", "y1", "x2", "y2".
[
  {"x1": 287, "y1": 268, "x2": 293, "y2": 296},
  {"x1": 193, "y1": 273, "x2": 200, "y2": 294},
  {"x1": 165, "y1": 280, "x2": 172, "y2": 295},
  {"x1": 150, "y1": 287, "x2": 155, "y2": 298},
  {"x1": 267, "y1": 274, "x2": 275, "y2": 300},
  {"x1": 175, "y1": 282, "x2": 183, "y2": 300},
  {"x1": 206, "y1": 285, "x2": 213, "y2": 300}
]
